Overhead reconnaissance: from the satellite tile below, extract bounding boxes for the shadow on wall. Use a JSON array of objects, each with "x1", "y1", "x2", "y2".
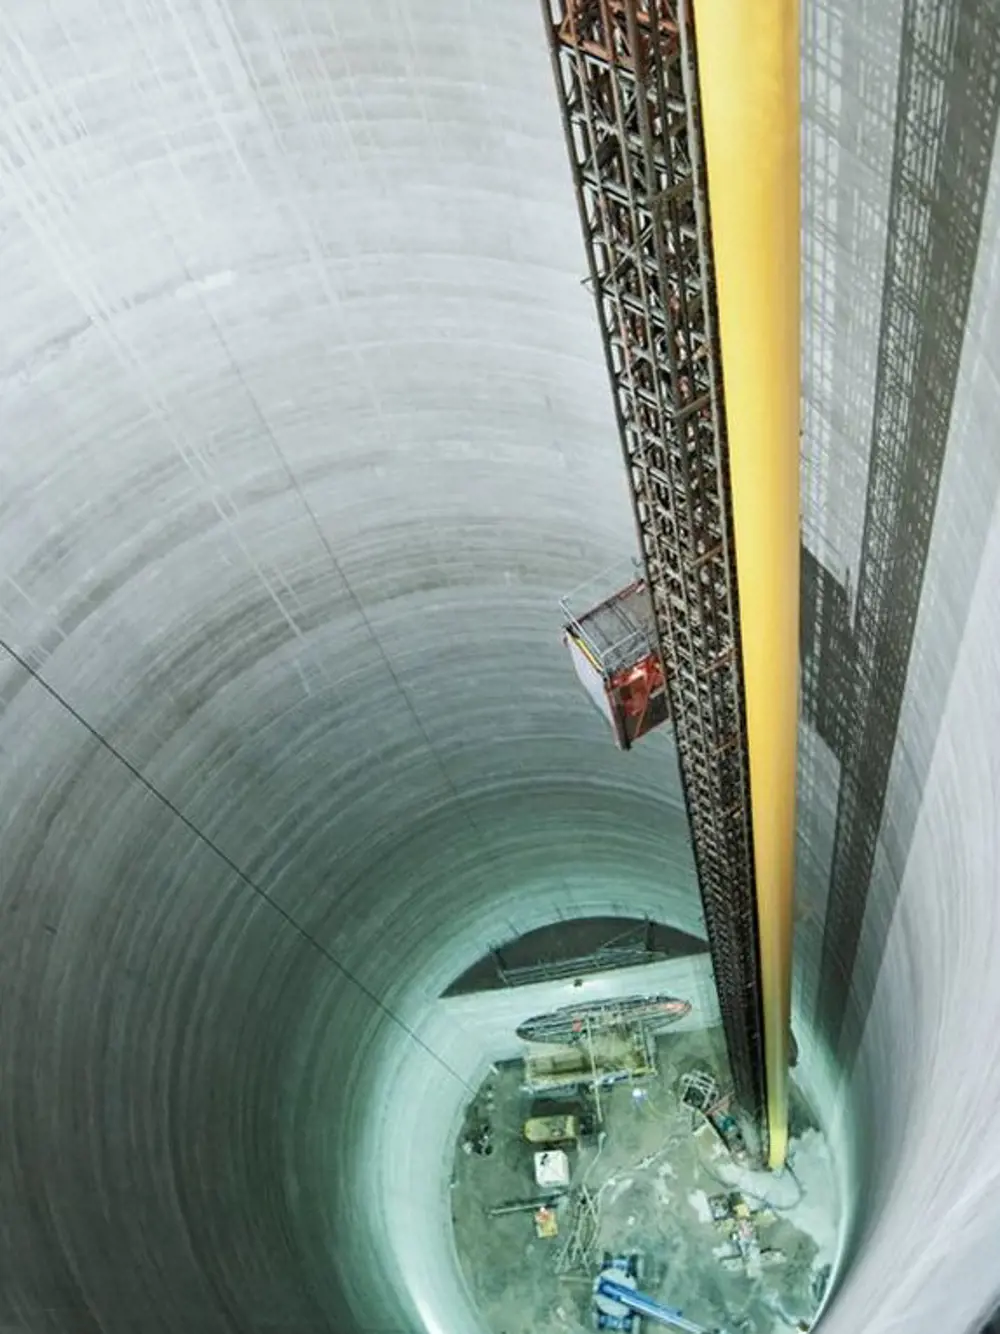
[{"x1": 801, "y1": 0, "x2": 1000, "y2": 1073}]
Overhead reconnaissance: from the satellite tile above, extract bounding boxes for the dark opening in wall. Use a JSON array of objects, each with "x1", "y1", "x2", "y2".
[{"x1": 442, "y1": 915, "x2": 708, "y2": 996}]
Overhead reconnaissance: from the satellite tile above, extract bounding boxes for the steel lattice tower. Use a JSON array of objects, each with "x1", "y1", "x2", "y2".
[{"x1": 543, "y1": 0, "x2": 769, "y2": 1153}]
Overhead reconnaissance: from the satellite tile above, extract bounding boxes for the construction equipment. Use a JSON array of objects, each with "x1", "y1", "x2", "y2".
[
  {"x1": 593, "y1": 1255, "x2": 717, "y2": 1333},
  {"x1": 679, "y1": 1069, "x2": 745, "y2": 1158},
  {"x1": 544, "y1": 0, "x2": 777, "y2": 1163},
  {"x1": 708, "y1": 1192, "x2": 772, "y2": 1228},
  {"x1": 488, "y1": 1193, "x2": 566, "y2": 1218},
  {"x1": 523, "y1": 1025, "x2": 656, "y2": 1096},
  {"x1": 517, "y1": 994, "x2": 691, "y2": 1045},
  {"x1": 524, "y1": 1113, "x2": 581, "y2": 1145},
  {"x1": 707, "y1": 1195, "x2": 783, "y2": 1276},
  {"x1": 561, "y1": 564, "x2": 670, "y2": 749}
]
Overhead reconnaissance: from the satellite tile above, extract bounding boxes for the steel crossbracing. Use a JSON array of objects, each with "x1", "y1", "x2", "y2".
[{"x1": 543, "y1": 0, "x2": 768, "y2": 1152}]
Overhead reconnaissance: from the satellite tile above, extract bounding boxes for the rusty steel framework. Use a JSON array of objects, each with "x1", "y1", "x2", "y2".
[{"x1": 543, "y1": 0, "x2": 769, "y2": 1149}]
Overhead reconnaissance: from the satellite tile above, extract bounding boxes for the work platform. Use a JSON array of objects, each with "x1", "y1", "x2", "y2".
[{"x1": 561, "y1": 565, "x2": 669, "y2": 750}]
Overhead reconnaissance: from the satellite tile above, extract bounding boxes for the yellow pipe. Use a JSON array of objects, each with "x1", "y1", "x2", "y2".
[{"x1": 691, "y1": 0, "x2": 800, "y2": 1168}]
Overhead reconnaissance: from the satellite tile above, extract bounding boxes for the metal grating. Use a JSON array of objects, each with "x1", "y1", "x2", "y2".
[{"x1": 543, "y1": 0, "x2": 768, "y2": 1147}]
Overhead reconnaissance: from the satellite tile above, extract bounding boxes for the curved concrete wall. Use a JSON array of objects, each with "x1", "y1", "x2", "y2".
[{"x1": 1, "y1": 2, "x2": 999, "y2": 1333}]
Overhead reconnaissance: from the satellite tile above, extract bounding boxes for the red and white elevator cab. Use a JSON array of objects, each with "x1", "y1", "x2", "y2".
[{"x1": 560, "y1": 564, "x2": 670, "y2": 750}]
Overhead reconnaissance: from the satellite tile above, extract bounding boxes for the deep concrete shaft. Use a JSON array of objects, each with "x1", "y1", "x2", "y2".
[{"x1": 1, "y1": 2, "x2": 1000, "y2": 1334}]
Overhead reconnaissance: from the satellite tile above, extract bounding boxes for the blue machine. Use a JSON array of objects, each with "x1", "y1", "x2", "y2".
[{"x1": 593, "y1": 1255, "x2": 714, "y2": 1334}]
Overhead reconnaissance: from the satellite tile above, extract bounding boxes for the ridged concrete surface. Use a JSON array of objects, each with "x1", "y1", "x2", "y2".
[{"x1": 1, "y1": 2, "x2": 999, "y2": 1332}]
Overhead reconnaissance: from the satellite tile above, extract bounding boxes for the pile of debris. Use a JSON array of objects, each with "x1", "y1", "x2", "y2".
[{"x1": 709, "y1": 1192, "x2": 785, "y2": 1277}]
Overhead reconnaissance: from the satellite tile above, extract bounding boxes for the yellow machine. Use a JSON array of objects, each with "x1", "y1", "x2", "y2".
[{"x1": 523, "y1": 1114, "x2": 580, "y2": 1145}]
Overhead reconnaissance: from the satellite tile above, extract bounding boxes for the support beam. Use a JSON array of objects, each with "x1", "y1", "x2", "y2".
[{"x1": 691, "y1": 0, "x2": 800, "y2": 1167}]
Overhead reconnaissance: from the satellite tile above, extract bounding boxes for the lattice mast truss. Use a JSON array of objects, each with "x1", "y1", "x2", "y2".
[{"x1": 543, "y1": 0, "x2": 769, "y2": 1152}]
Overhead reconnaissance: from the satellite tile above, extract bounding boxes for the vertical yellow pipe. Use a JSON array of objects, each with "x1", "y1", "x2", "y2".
[{"x1": 691, "y1": 0, "x2": 800, "y2": 1168}]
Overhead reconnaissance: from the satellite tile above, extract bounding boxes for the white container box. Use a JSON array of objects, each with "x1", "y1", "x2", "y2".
[{"x1": 533, "y1": 1149, "x2": 570, "y2": 1188}]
